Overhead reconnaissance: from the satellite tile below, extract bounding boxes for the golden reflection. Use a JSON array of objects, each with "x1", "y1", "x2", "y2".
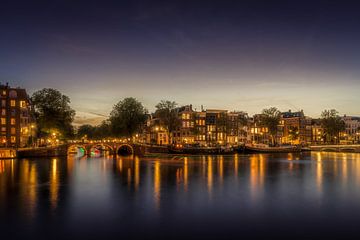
[
  {"x1": 355, "y1": 155, "x2": 360, "y2": 187},
  {"x1": 19, "y1": 160, "x2": 38, "y2": 219},
  {"x1": 342, "y1": 154, "x2": 348, "y2": 184},
  {"x1": 154, "y1": 161, "x2": 161, "y2": 209},
  {"x1": 249, "y1": 154, "x2": 266, "y2": 198},
  {"x1": 207, "y1": 156, "x2": 213, "y2": 195},
  {"x1": 315, "y1": 153, "x2": 323, "y2": 193},
  {"x1": 134, "y1": 157, "x2": 140, "y2": 191},
  {"x1": 0, "y1": 160, "x2": 5, "y2": 174},
  {"x1": 127, "y1": 168, "x2": 132, "y2": 187},
  {"x1": 118, "y1": 158, "x2": 123, "y2": 173},
  {"x1": 218, "y1": 155, "x2": 224, "y2": 185},
  {"x1": 50, "y1": 158, "x2": 59, "y2": 210},
  {"x1": 234, "y1": 154, "x2": 239, "y2": 178},
  {"x1": 202, "y1": 156, "x2": 206, "y2": 179},
  {"x1": 176, "y1": 168, "x2": 182, "y2": 190},
  {"x1": 259, "y1": 154, "x2": 265, "y2": 187},
  {"x1": 184, "y1": 157, "x2": 188, "y2": 191}
]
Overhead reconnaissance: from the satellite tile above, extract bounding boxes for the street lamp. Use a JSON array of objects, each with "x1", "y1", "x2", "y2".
[{"x1": 30, "y1": 124, "x2": 35, "y2": 147}]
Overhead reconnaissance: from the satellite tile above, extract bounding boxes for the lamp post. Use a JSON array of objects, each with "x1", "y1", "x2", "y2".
[{"x1": 30, "y1": 124, "x2": 35, "y2": 148}]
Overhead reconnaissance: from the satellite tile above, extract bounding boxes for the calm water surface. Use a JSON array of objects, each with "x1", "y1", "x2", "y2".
[{"x1": 1, "y1": 152, "x2": 360, "y2": 239}]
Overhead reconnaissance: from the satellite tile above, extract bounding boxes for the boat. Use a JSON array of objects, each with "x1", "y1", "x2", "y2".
[
  {"x1": 244, "y1": 144, "x2": 302, "y2": 153},
  {"x1": 168, "y1": 145, "x2": 236, "y2": 155}
]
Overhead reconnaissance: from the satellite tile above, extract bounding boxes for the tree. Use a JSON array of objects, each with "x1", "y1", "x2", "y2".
[
  {"x1": 31, "y1": 88, "x2": 75, "y2": 139},
  {"x1": 77, "y1": 121, "x2": 112, "y2": 140},
  {"x1": 288, "y1": 126, "x2": 299, "y2": 144},
  {"x1": 154, "y1": 100, "x2": 181, "y2": 144},
  {"x1": 109, "y1": 98, "x2": 147, "y2": 138},
  {"x1": 321, "y1": 109, "x2": 345, "y2": 144},
  {"x1": 261, "y1": 107, "x2": 281, "y2": 146},
  {"x1": 77, "y1": 124, "x2": 95, "y2": 139},
  {"x1": 93, "y1": 120, "x2": 112, "y2": 139}
]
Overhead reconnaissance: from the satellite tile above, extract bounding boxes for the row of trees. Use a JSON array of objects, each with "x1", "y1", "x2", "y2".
[
  {"x1": 30, "y1": 89, "x2": 181, "y2": 141},
  {"x1": 259, "y1": 107, "x2": 346, "y2": 145},
  {"x1": 30, "y1": 88, "x2": 347, "y2": 144}
]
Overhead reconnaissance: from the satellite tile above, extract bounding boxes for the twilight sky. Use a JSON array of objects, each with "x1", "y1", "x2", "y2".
[{"x1": 1, "y1": 0, "x2": 360, "y2": 125}]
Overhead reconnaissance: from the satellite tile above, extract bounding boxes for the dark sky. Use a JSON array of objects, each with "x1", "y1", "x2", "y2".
[{"x1": 1, "y1": 0, "x2": 360, "y2": 124}]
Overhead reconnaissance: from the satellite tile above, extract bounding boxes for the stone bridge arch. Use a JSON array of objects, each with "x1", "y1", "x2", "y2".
[
  {"x1": 117, "y1": 144, "x2": 134, "y2": 156},
  {"x1": 68, "y1": 144, "x2": 88, "y2": 155},
  {"x1": 89, "y1": 143, "x2": 115, "y2": 154}
]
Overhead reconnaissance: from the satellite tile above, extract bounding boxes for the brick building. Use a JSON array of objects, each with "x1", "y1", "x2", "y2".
[{"x1": 0, "y1": 83, "x2": 33, "y2": 148}]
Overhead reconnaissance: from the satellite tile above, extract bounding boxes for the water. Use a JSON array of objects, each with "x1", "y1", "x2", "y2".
[{"x1": 1, "y1": 152, "x2": 360, "y2": 239}]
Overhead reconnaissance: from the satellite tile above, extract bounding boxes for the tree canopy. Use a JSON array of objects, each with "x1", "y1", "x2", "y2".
[
  {"x1": 154, "y1": 100, "x2": 181, "y2": 142},
  {"x1": 31, "y1": 88, "x2": 75, "y2": 138},
  {"x1": 77, "y1": 121, "x2": 112, "y2": 140},
  {"x1": 261, "y1": 107, "x2": 281, "y2": 145},
  {"x1": 109, "y1": 97, "x2": 147, "y2": 138},
  {"x1": 321, "y1": 109, "x2": 345, "y2": 143}
]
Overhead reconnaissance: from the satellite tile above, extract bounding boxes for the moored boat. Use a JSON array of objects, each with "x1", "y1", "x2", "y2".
[
  {"x1": 168, "y1": 145, "x2": 236, "y2": 155},
  {"x1": 244, "y1": 144, "x2": 302, "y2": 153}
]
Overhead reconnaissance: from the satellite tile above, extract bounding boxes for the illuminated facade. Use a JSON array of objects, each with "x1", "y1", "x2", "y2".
[
  {"x1": 278, "y1": 110, "x2": 312, "y2": 145},
  {"x1": 173, "y1": 105, "x2": 195, "y2": 144},
  {"x1": 205, "y1": 109, "x2": 227, "y2": 146},
  {"x1": 0, "y1": 83, "x2": 33, "y2": 148},
  {"x1": 145, "y1": 115, "x2": 169, "y2": 145},
  {"x1": 144, "y1": 105, "x2": 248, "y2": 147},
  {"x1": 248, "y1": 114, "x2": 270, "y2": 145},
  {"x1": 194, "y1": 111, "x2": 206, "y2": 146},
  {"x1": 310, "y1": 119, "x2": 324, "y2": 144},
  {"x1": 341, "y1": 115, "x2": 360, "y2": 144}
]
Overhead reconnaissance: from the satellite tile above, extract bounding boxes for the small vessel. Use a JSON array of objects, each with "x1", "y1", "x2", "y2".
[
  {"x1": 244, "y1": 144, "x2": 302, "y2": 153},
  {"x1": 168, "y1": 145, "x2": 236, "y2": 155}
]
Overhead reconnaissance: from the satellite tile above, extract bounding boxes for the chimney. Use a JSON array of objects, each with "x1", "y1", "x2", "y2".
[{"x1": 201, "y1": 105, "x2": 204, "y2": 112}]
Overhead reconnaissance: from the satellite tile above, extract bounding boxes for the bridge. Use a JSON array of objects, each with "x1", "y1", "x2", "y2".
[
  {"x1": 310, "y1": 144, "x2": 360, "y2": 153},
  {"x1": 67, "y1": 142, "x2": 146, "y2": 157}
]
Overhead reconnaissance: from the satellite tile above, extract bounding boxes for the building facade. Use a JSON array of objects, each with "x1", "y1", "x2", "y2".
[
  {"x1": 278, "y1": 110, "x2": 312, "y2": 145},
  {"x1": 342, "y1": 115, "x2": 360, "y2": 144},
  {"x1": 0, "y1": 83, "x2": 33, "y2": 148}
]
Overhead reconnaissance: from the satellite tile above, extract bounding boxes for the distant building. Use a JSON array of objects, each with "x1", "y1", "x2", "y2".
[
  {"x1": 173, "y1": 105, "x2": 195, "y2": 144},
  {"x1": 342, "y1": 115, "x2": 360, "y2": 144},
  {"x1": 205, "y1": 109, "x2": 227, "y2": 146},
  {"x1": 278, "y1": 110, "x2": 312, "y2": 145},
  {"x1": 144, "y1": 115, "x2": 169, "y2": 145},
  {"x1": 310, "y1": 119, "x2": 324, "y2": 144},
  {"x1": 194, "y1": 111, "x2": 206, "y2": 146},
  {"x1": 0, "y1": 83, "x2": 33, "y2": 148},
  {"x1": 248, "y1": 114, "x2": 270, "y2": 145}
]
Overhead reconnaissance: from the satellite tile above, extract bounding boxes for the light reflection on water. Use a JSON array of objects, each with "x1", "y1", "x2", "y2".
[{"x1": 1, "y1": 152, "x2": 360, "y2": 238}]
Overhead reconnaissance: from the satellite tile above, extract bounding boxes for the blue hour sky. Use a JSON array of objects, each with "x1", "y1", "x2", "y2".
[{"x1": 1, "y1": 0, "x2": 360, "y2": 125}]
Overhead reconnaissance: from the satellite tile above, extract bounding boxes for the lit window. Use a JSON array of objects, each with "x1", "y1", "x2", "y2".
[
  {"x1": 10, "y1": 100, "x2": 16, "y2": 107},
  {"x1": 11, "y1": 136, "x2": 16, "y2": 143},
  {"x1": 10, "y1": 118, "x2": 15, "y2": 125},
  {"x1": 11, "y1": 127, "x2": 15, "y2": 134},
  {"x1": 1, "y1": 109, "x2": 5, "y2": 116},
  {"x1": 1, "y1": 127, "x2": 5, "y2": 132},
  {"x1": 20, "y1": 101, "x2": 26, "y2": 108},
  {"x1": 2, "y1": 90, "x2": 6, "y2": 95},
  {"x1": 1, "y1": 118, "x2": 5, "y2": 125}
]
